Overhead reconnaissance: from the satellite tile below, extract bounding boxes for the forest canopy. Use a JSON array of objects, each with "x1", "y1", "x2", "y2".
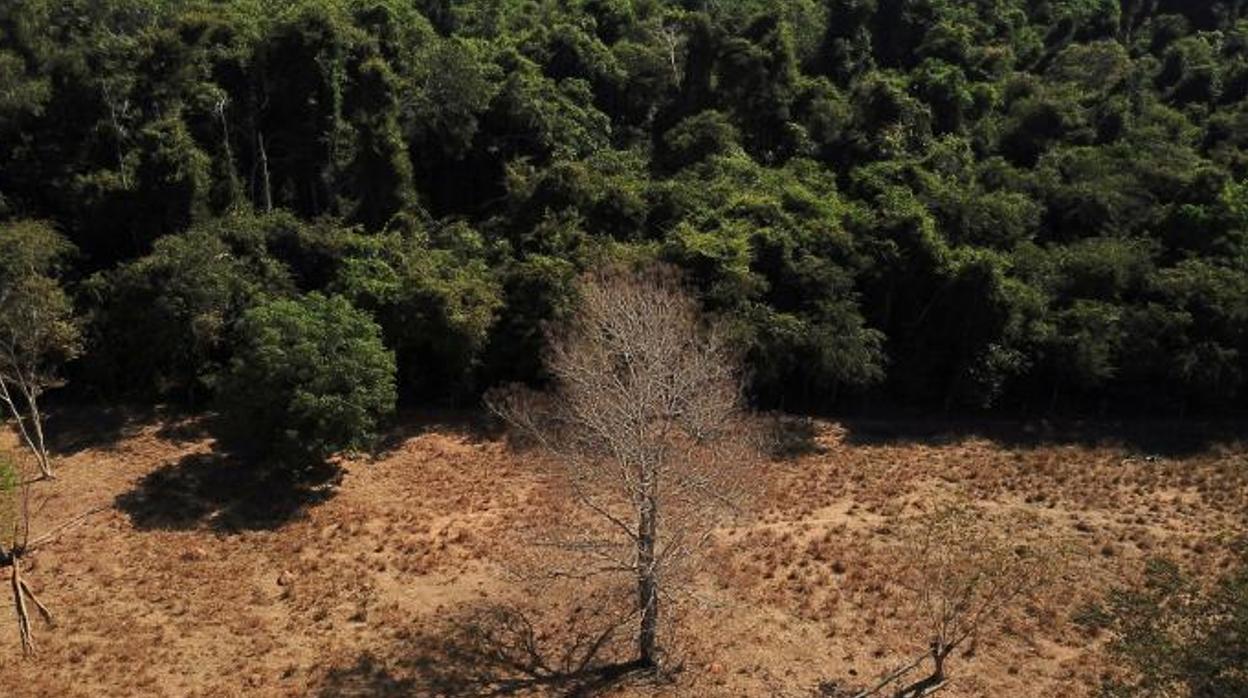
[{"x1": 1, "y1": 0, "x2": 1247, "y2": 415}]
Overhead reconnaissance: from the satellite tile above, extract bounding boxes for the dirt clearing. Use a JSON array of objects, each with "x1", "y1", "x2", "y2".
[{"x1": 1, "y1": 410, "x2": 1244, "y2": 697}]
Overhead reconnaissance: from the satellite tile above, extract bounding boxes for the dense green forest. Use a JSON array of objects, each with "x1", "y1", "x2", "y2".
[{"x1": 2, "y1": 0, "x2": 1247, "y2": 416}]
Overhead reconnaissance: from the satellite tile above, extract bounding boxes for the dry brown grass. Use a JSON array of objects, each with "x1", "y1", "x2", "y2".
[{"x1": 0, "y1": 410, "x2": 1243, "y2": 697}]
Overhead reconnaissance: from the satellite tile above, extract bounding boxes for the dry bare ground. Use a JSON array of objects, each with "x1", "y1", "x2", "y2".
[{"x1": 0, "y1": 408, "x2": 1244, "y2": 697}]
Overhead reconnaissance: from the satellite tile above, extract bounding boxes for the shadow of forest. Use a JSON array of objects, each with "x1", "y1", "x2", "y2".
[{"x1": 836, "y1": 417, "x2": 1247, "y2": 458}]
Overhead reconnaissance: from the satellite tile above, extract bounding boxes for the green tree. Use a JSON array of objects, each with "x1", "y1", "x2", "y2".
[
  {"x1": 344, "y1": 54, "x2": 415, "y2": 230},
  {"x1": 333, "y1": 223, "x2": 502, "y2": 402},
  {"x1": 3, "y1": 0, "x2": 1248, "y2": 414},
  {"x1": 0, "y1": 221, "x2": 81, "y2": 480},
  {"x1": 657, "y1": 154, "x2": 885, "y2": 407},
  {"x1": 217, "y1": 292, "x2": 396, "y2": 467},
  {"x1": 84, "y1": 218, "x2": 292, "y2": 399},
  {"x1": 659, "y1": 109, "x2": 742, "y2": 171},
  {"x1": 254, "y1": 8, "x2": 356, "y2": 217},
  {"x1": 479, "y1": 253, "x2": 579, "y2": 388},
  {"x1": 130, "y1": 116, "x2": 213, "y2": 246},
  {"x1": 717, "y1": 13, "x2": 804, "y2": 162}
]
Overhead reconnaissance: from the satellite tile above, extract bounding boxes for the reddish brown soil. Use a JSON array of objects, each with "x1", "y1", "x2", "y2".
[{"x1": 1, "y1": 410, "x2": 1244, "y2": 697}]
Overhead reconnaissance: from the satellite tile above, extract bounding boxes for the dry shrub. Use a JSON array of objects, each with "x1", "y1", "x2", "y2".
[{"x1": 857, "y1": 502, "x2": 1077, "y2": 698}]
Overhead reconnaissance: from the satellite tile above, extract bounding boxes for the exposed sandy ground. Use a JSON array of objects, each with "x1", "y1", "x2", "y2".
[{"x1": 0, "y1": 409, "x2": 1244, "y2": 697}]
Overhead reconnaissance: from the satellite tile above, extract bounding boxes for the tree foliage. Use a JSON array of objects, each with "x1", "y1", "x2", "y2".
[
  {"x1": 0, "y1": 0, "x2": 1246, "y2": 415},
  {"x1": 83, "y1": 213, "x2": 292, "y2": 399},
  {"x1": 217, "y1": 292, "x2": 396, "y2": 467},
  {"x1": 0, "y1": 221, "x2": 81, "y2": 479}
]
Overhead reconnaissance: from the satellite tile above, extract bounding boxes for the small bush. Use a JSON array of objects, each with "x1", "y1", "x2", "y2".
[{"x1": 217, "y1": 293, "x2": 396, "y2": 468}]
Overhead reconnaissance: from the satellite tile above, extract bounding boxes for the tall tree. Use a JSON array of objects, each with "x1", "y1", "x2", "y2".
[
  {"x1": 345, "y1": 54, "x2": 415, "y2": 230},
  {"x1": 488, "y1": 264, "x2": 756, "y2": 669}
]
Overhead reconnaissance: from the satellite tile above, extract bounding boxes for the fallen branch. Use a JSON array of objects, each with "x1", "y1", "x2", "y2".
[
  {"x1": 895, "y1": 675, "x2": 948, "y2": 698},
  {"x1": 20, "y1": 578, "x2": 52, "y2": 625},
  {"x1": 26, "y1": 505, "x2": 108, "y2": 551},
  {"x1": 10, "y1": 557, "x2": 36, "y2": 655}
]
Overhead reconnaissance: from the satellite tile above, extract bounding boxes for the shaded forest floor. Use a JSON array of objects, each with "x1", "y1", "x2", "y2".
[{"x1": 1, "y1": 408, "x2": 1245, "y2": 697}]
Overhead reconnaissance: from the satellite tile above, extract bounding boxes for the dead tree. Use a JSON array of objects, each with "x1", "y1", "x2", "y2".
[
  {"x1": 488, "y1": 264, "x2": 756, "y2": 670},
  {"x1": 1, "y1": 459, "x2": 46, "y2": 656},
  {"x1": 854, "y1": 504, "x2": 1071, "y2": 698},
  {"x1": 0, "y1": 452, "x2": 103, "y2": 656},
  {"x1": 654, "y1": 20, "x2": 685, "y2": 86}
]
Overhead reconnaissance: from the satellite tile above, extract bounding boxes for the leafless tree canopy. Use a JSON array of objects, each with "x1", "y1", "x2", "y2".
[
  {"x1": 854, "y1": 503, "x2": 1074, "y2": 698},
  {"x1": 488, "y1": 263, "x2": 757, "y2": 669}
]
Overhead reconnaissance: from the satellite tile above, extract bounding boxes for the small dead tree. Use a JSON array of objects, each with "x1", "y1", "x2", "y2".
[
  {"x1": 1, "y1": 452, "x2": 51, "y2": 656},
  {"x1": 0, "y1": 451, "x2": 103, "y2": 656},
  {"x1": 488, "y1": 264, "x2": 756, "y2": 670},
  {"x1": 0, "y1": 221, "x2": 82, "y2": 480},
  {"x1": 654, "y1": 19, "x2": 686, "y2": 86},
  {"x1": 855, "y1": 504, "x2": 1072, "y2": 698}
]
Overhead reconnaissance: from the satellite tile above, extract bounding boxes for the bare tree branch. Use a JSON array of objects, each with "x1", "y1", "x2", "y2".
[{"x1": 487, "y1": 263, "x2": 758, "y2": 669}]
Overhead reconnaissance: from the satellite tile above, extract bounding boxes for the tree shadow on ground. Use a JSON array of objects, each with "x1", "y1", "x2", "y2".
[
  {"x1": 151, "y1": 412, "x2": 215, "y2": 444},
  {"x1": 838, "y1": 417, "x2": 1247, "y2": 458},
  {"x1": 115, "y1": 450, "x2": 340, "y2": 533},
  {"x1": 39, "y1": 402, "x2": 216, "y2": 456},
  {"x1": 318, "y1": 603, "x2": 650, "y2": 697},
  {"x1": 41, "y1": 403, "x2": 153, "y2": 456},
  {"x1": 372, "y1": 408, "x2": 505, "y2": 458}
]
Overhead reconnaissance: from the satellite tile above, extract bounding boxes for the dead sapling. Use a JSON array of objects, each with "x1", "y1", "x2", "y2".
[
  {"x1": 1, "y1": 452, "x2": 104, "y2": 655},
  {"x1": 852, "y1": 504, "x2": 1072, "y2": 698}
]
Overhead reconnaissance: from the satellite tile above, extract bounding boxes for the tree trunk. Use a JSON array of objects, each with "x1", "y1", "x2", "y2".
[
  {"x1": 894, "y1": 642, "x2": 948, "y2": 698},
  {"x1": 0, "y1": 378, "x2": 50, "y2": 478},
  {"x1": 636, "y1": 493, "x2": 659, "y2": 667},
  {"x1": 930, "y1": 642, "x2": 946, "y2": 684},
  {"x1": 258, "y1": 131, "x2": 274, "y2": 212},
  {"x1": 25, "y1": 389, "x2": 51, "y2": 479},
  {"x1": 103, "y1": 83, "x2": 129, "y2": 189},
  {"x1": 11, "y1": 557, "x2": 33, "y2": 655},
  {"x1": 215, "y1": 98, "x2": 242, "y2": 210}
]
